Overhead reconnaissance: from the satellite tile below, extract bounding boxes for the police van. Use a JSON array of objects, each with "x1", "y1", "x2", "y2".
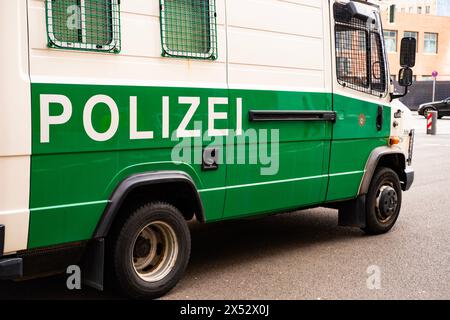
[{"x1": 0, "y1": 0, "x2": 416, "y2": 298}]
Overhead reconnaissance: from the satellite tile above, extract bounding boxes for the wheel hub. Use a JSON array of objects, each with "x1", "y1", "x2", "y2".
[
  {"x1": 376, "y1": 185, "x2": 398, "y2": 220},
  {"x1": 131, "y1": 221, "x2": 178, "y2": 282},
  {"x1": 134, "y1": 236, "x2": 151, "y2": 258}
]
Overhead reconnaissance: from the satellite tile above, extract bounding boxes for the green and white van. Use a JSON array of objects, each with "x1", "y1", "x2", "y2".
[{"x1": 0, "y1": 0, "x2": 416, "y2": 298}]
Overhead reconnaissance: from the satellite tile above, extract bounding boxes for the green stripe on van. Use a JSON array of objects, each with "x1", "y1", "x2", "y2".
[{"x1": 28, "y1": 83, "x2": 389, "y2": 249}]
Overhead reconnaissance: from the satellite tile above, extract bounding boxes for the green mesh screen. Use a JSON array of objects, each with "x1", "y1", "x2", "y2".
[
  {"x1": 160, "y1": 0, "x2": 217, "y2": 59},
  {"x1": 46, "y1": 0, "x2": 120, "y2": 52}
]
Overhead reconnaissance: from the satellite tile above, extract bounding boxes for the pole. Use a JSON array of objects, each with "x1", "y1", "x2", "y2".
[
  {"x1": 432, "y1": 70, "x2": 438, "y2": 101},
  {"x1": 427, "y1": 110, "x2": 437, "y2": 135},
  {"x1": 432, "y1": 77, "x2": 436, "y2": 102}
]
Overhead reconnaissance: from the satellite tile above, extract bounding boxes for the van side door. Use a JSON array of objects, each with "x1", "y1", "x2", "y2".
[{"x1": 222, "y1": 0, "x2": 334, "y2": 219}]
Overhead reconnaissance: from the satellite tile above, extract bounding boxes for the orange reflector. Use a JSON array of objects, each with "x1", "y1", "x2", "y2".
[{"x1": 389, "y1": 136, "x2": 400, "y2": 145}]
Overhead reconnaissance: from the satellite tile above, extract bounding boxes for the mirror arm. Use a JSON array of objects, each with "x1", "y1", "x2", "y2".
[{"x1": 390, "y1": 85, "x2": 409, "y2": 101}]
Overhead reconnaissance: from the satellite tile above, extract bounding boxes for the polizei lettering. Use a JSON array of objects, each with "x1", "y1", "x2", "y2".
[{"x1": 39, "y1": 94, "x2": 243, "y2": 143}]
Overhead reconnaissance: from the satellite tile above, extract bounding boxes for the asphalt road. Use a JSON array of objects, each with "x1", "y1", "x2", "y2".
[{"x1": 1, "y1": 113, "x2": 449, "y2": 300}]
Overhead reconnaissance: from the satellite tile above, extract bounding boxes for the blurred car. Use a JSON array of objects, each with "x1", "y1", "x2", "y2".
[{"x1": 418, "y1": 97, "x2": 450, "y2": 118}]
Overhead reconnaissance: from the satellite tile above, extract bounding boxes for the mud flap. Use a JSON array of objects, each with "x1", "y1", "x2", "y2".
[
  {"x1": 338, "y1": 195, "x2": 367, "y2": 228},
  {"x1": 81, "y1": 238, "x2": 104, "y2": 291}
]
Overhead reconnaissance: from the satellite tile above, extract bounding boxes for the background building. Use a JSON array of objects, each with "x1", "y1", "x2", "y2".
[
  {"x1": 372, "y1": 0, "x2": 450, "y2": 16},
  {"x1": 381, "y1": 9, "x2": 450, "y2": 81},
  {"x1": 369, "y1": 0, "x2": 450, "y2": 81},
  {"x1": 369, "y1": 0, "x2": 450, "y2": 108}
]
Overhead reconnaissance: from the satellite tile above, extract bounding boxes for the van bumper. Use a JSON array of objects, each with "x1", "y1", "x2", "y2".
[
  {"x1": 403, "y1": 167, "x2": 414, "y2": 191},
  {"x1": 0, "y1": 225, "x2": 23, "y2": 280}
]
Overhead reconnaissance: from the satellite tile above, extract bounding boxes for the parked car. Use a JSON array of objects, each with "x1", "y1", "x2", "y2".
[{"x1": 418, "y1": 98, "x2": 450, "y2": 118}]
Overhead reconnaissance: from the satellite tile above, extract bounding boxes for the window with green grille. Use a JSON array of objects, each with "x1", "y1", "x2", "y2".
[
  {"x1": 160, "y1": 0, "x2": 218, "y2": 59},
  {"x1": 46, "y1": 0, "x2": 120, "y2": 52}
]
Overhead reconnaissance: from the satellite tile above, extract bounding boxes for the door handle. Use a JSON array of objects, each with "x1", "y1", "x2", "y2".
[
  {"x1": 248, "y1": 110, "x2": 336, "y2": 122},
  {"x1": 376, "y1": 105, "x2": 383, "y2": 131}
]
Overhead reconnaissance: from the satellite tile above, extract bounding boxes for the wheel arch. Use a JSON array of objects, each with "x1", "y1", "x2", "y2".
[
  {"x1": 93, "y1": 171, "x2": 205, "y2": 239},
  {"x1": 422, "y1": 105, "x2": 437, "y2": 116},
  {"x1": 359, "y1": 147, "x2": 407, "y2": 195}
]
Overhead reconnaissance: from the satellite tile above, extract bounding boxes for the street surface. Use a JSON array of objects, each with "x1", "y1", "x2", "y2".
[{"x1": 1, "y1": 113, "x2": 449, "y2": 300}]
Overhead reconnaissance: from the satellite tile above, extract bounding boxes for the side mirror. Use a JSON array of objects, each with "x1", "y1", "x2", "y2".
[
  {"x1": 398, "y1": 68, "x2": 413, "y2": 87},
  {"x1": 400, "y1": 37, "x2": 416, "y2": 68},
  {"x1": 391, "y1": 37, "x2": 416, "y2": 100}
]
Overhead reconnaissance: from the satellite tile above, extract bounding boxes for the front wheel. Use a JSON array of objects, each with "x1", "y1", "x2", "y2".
[
  {"x1": 362, "y1": 167, "x2": 402, "y2": 235},
  {"x1": 110, "y1": 202, "x2": 191, "y2": 299}
]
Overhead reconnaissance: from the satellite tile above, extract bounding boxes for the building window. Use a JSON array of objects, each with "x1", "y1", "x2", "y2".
[
  {"x1": 424, "y1": 32, "x2": 438, "y2": 53},
  {"x1": 337, "y1": 57, "x2": 352, "y2": 76},
  {"x1": 409, "y1": 7, "x2": 413, "y2": 13},
  {"x1": 358, "y1": 30, "x2": 367, "y2": 50},
  {"x1": 389, "y1": 4, "x2": 395, "y2": 23},
  {"x1": 421, "y1": 75, "x2": 433, "y2": 81},
  {"x1": 383, "y1": 30, "x2": 397, "y2": 52},
  {"x1": 334, "y1": 3, "x2": 387, "y2": 96},
  {"x1": 160, "y1": 0, "x2": 218, "y2": 60},
  {"x1": 426, "y1": 6, "x2": 431, "y2": 14},
  {"x1": 417, "y1": 6, "x2": 422, "y2": 14},
  {"x1": 404, "y1": 31, "x2": 418, "y2": 39},
  {"x1": 401, "y1": 8, "x2": 405, "y2": 13},
  {"x1": 404, "y1": 31, "x2": 418, "y2": 52},
  {"x1": 336, "y1": 29, "x2": 352, "y2": 51},
  {"x1": 46, "y1": 0, "x2": 121, "y2": 52},
  {"x1": 336, "y1": 28, "x2": 366, "y2": 51}
]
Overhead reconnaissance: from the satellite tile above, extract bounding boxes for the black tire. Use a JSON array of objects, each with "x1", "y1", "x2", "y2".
[
  {"x1": 423, "y1": 107, "x2": 434, "y2": 118},
  {"x1": 110, "y1": 202, "x2": 190, "y2": 299},
  {"x1": 362, "y1": 167, "x2": 402, "y2": 235}
]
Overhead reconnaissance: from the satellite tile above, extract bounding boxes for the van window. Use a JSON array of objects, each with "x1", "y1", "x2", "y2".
[
  {"x1": 370, "y1": 32, "x2": 387, "y2": 94},
  {"x1": 335, "y1": 25, "x2": 369, "y2": 90},
  {"x1": 333, "y1": 3, "x2": 387, "y2": 97},
  {"x1": 46, "y1": 0, "x2": 120, "y2": 52},
  {"x1": 160, "y1": 0, "x2": 217, "y2": 60}
]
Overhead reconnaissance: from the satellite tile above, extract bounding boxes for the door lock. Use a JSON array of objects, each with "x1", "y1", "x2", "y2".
[{"x1": 202, "y1": 148, "x2": 219, "y2": 171}]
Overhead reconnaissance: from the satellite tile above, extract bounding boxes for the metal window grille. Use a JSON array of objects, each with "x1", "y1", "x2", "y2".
[
  {"x1": 370, "y1": 32, "x2": 387, "y2": 94},
  {"x1": 333, "y1": 3, "x2": 387, "y2": 97},
  {"x1": 46, "y1": 0, "x2": 120, "y2": 52},
  {"x1": 160, "y1": 0, "x2": 218, "y2": 60}
]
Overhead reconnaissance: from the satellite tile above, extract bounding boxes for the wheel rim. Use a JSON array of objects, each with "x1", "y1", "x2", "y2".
[
  {"x1": 375, "y1": 184, "x2": 398, "y2": 223},
  {"x1": 131, "y1": 221, "x2": 178, "y2": 282}
]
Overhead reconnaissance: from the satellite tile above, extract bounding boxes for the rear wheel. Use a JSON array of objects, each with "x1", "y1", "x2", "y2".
[
  {"x1": 423, "y1": 107, "x2": 434, "y2": 118},
  {"x1": 362, "y1": 167, "x2": 402, "y2": 235},
  {"x1": 110, "y1": 202, "x2": 191, "y2": 299}
]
